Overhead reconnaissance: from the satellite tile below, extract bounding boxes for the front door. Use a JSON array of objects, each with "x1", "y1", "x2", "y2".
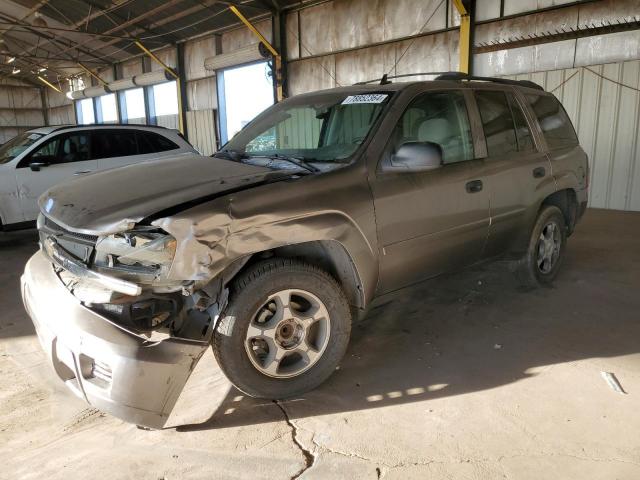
[
  {"x1": 16, "y1": 132, "x2": 97, "y2": 221},
  {"x1": 370, "y1": 90, "x2": 491, "y2": 294}
]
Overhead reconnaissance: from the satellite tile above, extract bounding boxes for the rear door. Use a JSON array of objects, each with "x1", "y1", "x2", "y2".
[
  {"x1": 95, "y1": 129, "x2": 183, "y2": 171},
  {"x1": 370, "y1": 88, "x2": 491, "y2": 294},
  {"x1": 473, "y1": 88, "x2": 553, "y2": 257},
  {"x1": 16, "y1": 132, "x2": 97, "y2": 221}
]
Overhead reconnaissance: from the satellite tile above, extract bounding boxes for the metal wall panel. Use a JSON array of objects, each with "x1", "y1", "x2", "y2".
[
  {"x1": 507, "y1": 60, "x2": 640, "y2": 211},
  {"x1": 47, "y1": 105, "x2": 75, "y2": 125},
  {"x1": 186, "y1": 109, "x2": 217, "y2": 155},
  {"x1": 156, "y1": 114, "x2": 179, "y2": 130}
]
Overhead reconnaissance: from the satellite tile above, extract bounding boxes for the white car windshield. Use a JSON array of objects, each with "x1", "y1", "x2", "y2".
[{"x1": 0, "y1": 132, "x2": 44, "y2": 164}]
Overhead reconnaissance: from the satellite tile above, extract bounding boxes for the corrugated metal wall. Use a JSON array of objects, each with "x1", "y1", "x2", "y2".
[
  {"x1": 506, "y1": 60, "x2": 640, "y2": 212},
  {"x1": 0, "y1": 81, "x2": 45, "y2": 143}
]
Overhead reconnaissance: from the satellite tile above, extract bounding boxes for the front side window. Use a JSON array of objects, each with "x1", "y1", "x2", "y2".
[
  {"x1": 526, "y1": 94, "x2": 578, "y2": 150},
  {"x1": 475, "y1": 90, "x2": 518, "y2": 157},
  {"x1": 31, "y1": 137, "x2": 61, "y2": 160},
  {"x1": 224, "y1": 91, "x2": 391, "y2": 164},
  {"x1": 0, "y1": 132, "x2": 43, "y2": 164},
  {"x1": 392, "y1": 90, "x2": 474, "y2": 165},
  {"x1": 60, "y1": 133, "x2": 91, "y2": 163}
]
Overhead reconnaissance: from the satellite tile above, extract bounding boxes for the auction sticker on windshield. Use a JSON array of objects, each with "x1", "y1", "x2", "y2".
[{"x1": 341, "y1": 94, "x2": 389, "y2": 105}]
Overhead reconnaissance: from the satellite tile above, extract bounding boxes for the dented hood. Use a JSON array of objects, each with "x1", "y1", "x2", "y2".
[{"x1": 39, "y1": 154, "x2": 281, "y2": 235}]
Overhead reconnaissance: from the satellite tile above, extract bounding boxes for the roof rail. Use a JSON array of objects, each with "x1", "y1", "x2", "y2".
[
  {"x1": 354, "y1": 72, "x2": 457, "y2": 85},
  {"x1": 435, "y1": 72, "x2": 544, "y2": 91}
]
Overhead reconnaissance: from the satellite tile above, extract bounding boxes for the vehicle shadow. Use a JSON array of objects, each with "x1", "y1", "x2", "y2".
[
  {"x1": 0, "y1": 229, "x2": 39, "y2": 339},
  {"x1": 176, "y1": 209, "x2": 640, "y2": 431}
]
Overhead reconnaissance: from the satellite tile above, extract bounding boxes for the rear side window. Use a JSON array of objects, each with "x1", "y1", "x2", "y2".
[
  {"x1": 92, "y1": 130, "x2": 138, "y2": 159},
  {"x1": 526, "y1": 94, "x2": 578, "y2": 150},
  {"x1": 506, "y1": 93, "x2": 535, "y2": 152},
  {"x1": 137, "y1": 131, "x2": 179, "y2": 154},
  {"x1": 475, "y1": 90, "x2": 518, "y2": 157}
]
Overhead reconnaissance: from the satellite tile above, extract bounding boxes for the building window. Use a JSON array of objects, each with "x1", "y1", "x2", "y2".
[
  {"x1": 152, "y1": 81, "x2": 178, "y2": 116},
  {"x1": 120, "y1": 88, "x2": 146, "y2": 124},
  {"x1": 76, "y1": 98, "x2": 95, "y2": 125},
  {"x1": 95, "y1": 94, "x2": 118, "y2": 123}
]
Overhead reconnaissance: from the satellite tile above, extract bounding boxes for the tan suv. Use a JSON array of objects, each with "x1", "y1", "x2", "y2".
[{"x1": 22, "y1": 74, "x2": 589, "y2": 428}]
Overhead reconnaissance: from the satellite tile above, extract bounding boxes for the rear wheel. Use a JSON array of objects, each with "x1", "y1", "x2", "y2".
[
  {"x1": 213, "y1": 258, "x2": 351, "y2": 399},
  {"x1": 516, "y1": 205, "x2": 567, "y2": 287}
]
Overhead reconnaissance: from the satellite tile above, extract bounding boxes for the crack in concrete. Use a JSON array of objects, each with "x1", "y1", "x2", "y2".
[{"x1": 273, "y1": 401, "x2": 315, "y2": 479}]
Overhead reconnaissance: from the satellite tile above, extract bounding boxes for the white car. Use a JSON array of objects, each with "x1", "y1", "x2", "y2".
[{"x1": 0, "y1": 125, "x2": 197, "y2": 230}]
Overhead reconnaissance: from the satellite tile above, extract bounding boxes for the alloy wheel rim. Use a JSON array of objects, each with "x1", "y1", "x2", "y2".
[
  {"x1": 244, "y1": 289, "x2": 331, "y2": 378},
  {"x1": 536, "y1": 221, "x2": 561, "y2": 274}
]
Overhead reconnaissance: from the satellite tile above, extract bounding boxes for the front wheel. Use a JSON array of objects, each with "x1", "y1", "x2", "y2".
[
  {"x1": 516, "y1": 205, "x2": 567, "y2": 287},
  {"x1": 213, "y1": 258, "x2": 351, "y2": 399}
]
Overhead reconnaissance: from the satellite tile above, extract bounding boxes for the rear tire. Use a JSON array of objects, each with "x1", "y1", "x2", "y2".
[
  {"x1": 516, "y1": 205, "x2": 567, "y2": 288},
  {"x1": 213, "y1": 258, "x2": 351, "y2": 399}
]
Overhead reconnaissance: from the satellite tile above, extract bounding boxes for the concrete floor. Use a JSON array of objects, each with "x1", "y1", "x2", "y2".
[{"x1": 1, "y1": 209, "x2": 640, "y2": 480}]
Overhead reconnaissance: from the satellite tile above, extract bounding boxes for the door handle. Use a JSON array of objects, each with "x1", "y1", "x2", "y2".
[
  {"x1": 533, "y1": 167, "x2": 546, "y2": 178},
  {"x1": 465, "y1": 179, "x2": 483, "y2": 193},
  {"x1": 73, "y1": 170, "x2": 92, "y2": 176}
]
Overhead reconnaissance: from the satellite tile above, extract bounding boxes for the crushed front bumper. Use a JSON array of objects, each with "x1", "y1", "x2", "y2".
[{"x1": 21, "y1": 251, "x2": 208, "y2": 429}]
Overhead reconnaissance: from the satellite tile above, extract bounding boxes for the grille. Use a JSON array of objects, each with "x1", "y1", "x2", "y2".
[
  {"x1": 92, "y1": 360, "x2": 113, "y2": 383},
  {"x1": 43, "y1": 216, "x2": 99, "y2": 243}
]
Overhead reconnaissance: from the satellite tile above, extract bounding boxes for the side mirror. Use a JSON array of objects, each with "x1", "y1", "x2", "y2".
[
  {"x1": 386, "y1": 141, "x2": 443, "y2": 172},
  {"x1": 28, "y1": 156, "x2": 55, "y2": 171},
  {"x1": 29, "y1": 161, "x2": 49, "y2": 172}
]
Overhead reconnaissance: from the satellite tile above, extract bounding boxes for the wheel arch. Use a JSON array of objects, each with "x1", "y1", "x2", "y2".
[
  {"x1": 540, "y1": 188, "x2": 578, "y2": 235},
  {"x1": 221, "y1": 240, "x2": 366, "y2": 310}
]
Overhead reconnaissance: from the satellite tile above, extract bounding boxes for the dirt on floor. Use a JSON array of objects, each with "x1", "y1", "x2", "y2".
[{"x1": 1, "y1": 209, "x2": 640, "y2": 480}]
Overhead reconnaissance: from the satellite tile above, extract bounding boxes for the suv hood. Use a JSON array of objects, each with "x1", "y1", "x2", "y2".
[{"x1": 39, "y1": 154, "x2": 285, "y2": 235}]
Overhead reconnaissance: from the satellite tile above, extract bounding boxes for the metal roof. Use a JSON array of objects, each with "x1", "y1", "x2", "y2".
[{"x1": 0, "y1": 0, "x2": 307, "y2": 86}]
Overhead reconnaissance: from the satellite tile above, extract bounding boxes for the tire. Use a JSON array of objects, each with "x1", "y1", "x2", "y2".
[
  {"x1": 516, "y1": 205, "x2": 567, "y2": 288},
  {"x1": 213, "y1": 258, "x2": 352, "y2": 399}
]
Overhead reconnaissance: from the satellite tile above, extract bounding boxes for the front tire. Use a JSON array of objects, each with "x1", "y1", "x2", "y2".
[
  {"x1": 516, "y1": 205, "x2": 567, "y2": 287},
  {"x1": 213, "y1": 258, "x2": 351, "y2": 399}
]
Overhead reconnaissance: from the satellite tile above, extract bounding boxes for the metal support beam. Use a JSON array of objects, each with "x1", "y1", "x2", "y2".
[
  {"x1": 272, "y1": 10, "x2": 288, "y2": 100},
  {"x1": 134, "y1": 41, "x2": 185, "y2": 135},
  {"x1": 40, "y1": 87, "x2": 49, "y2": 126},
  {"x1": 228, "y1": 5, "x2": 284, "y2": 101},
  {"x1": 78, "y1": 63, "x2": 108, "y2": 87},
  {"x1": 453, "y1": 0, "x2": 474, "y2": 74},
  {"x1": 176, "y1": 43, "x2": 189, "y2": 140},
  {"x1": 37, "y1": 76, "x2": 63, "y2": 94}
]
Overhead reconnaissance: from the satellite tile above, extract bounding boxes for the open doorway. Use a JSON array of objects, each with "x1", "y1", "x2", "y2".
[{"x1": 217, "y1": 61, "x2": 274, "y2": 144}]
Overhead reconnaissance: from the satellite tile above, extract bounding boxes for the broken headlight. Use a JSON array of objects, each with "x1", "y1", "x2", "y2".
[{"x1": 94, "y1": 230, "x2": 177, "y2": 284}]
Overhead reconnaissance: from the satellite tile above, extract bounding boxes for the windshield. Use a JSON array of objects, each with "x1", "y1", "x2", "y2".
[
  {"x1": 223, "y1": 91, "x2": 391, "y2": 163},
  {"x1": 0, "y1": 131, "x2": 43, "y2": 164}
]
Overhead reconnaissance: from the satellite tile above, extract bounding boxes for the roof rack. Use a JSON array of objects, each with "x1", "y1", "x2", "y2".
[
  {"x1": 353, "y1": 71, "x2": 544, "y2": 91},
  {"x1": 354, "y1": 72, "x2": 457, "y2": 85},
  {"x1": 435, "y1": 72, "x2": 544, "y2": 91}
]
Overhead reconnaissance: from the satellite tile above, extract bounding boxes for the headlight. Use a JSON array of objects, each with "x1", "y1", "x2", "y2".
[{"x1": 95, "y1": 231, "x2": 177, "y2": 280}]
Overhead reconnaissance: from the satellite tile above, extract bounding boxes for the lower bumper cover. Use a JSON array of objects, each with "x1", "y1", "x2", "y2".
[{"x1": 21, "y1": 251, "x2": 208, "y2": 429}]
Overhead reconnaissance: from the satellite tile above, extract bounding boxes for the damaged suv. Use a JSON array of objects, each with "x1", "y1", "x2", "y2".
[{"x1": 22, "y1": 74, "x2": 588, "y2": 428}]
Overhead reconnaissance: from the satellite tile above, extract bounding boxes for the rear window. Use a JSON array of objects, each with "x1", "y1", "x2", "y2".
[
  {"x1": 137, "y1": 131, "x2": 179, "y2": 154},
  {"x1": 526, "y1": 94, "x2": 578, "y2": 150}
]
